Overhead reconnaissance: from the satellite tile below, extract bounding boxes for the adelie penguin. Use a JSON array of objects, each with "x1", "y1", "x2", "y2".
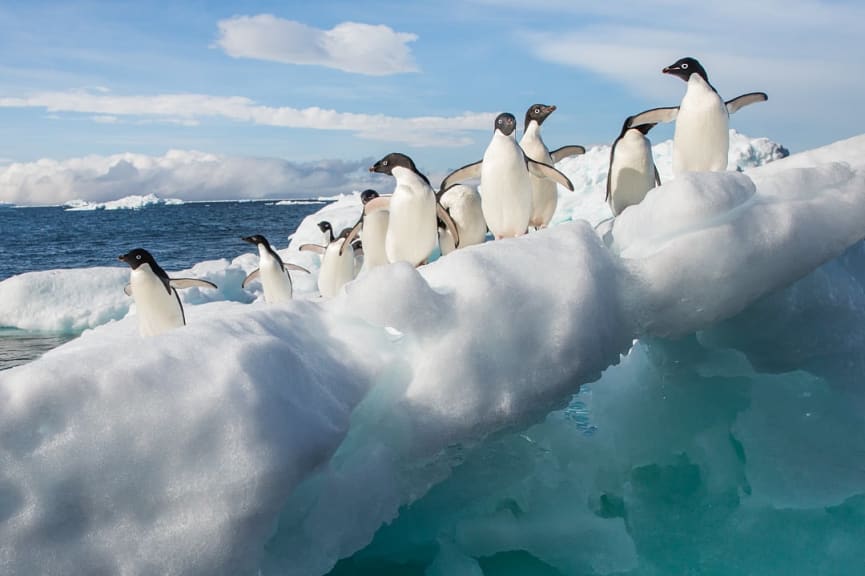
[
  {"x1": 368, "y1": 152, "x2": 460, "y2": 266},
  {"x1": 629, "y1": 57, "x2": 767, "y2": 174},
  {"x1": 241, "y1": 234, "x2": 309, "y2": 304},
  {"x1": 440, "y1": 112, "x2": 574, "y2": 239},
  {"x1": 341, "y1": 189, "x2": 390, "y2": 273},
  {"x1": 518, "y1": 104, "x2": 585, "y2": 229},
  {"x1": 606, "y1": 116, "x2": 661, "y2": 216},
  {"x1": 436, "y1": 183, "x2": 487, "y2": 256},
  {"x1": 299, "y1": 221, "x2": 359, "y2": 298},
  {"x1": 119, "y1": 248, "x2": 217, "y2": 337}
]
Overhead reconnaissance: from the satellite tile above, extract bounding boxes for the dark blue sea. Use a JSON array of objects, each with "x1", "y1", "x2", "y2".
[{"x1": 0, "y1": 200, "x2": 329, "y2": 369}]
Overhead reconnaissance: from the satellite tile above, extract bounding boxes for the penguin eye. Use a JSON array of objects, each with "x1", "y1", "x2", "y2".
[
  {"x1": 497, "y1": 118, "x2": 503, "y2": 124},
  {"x1": 534, "y1": 107, "x2": 540, "y2": 114},
  {"x1": 382, "y1": 159, "x2": 389, "y2": 166},
  {"x1": 135, "y1": 255, "x2": 141, "y2": 260},
  {"x1": 681, "y1": 62, "x2": 689, "y2": 69}
]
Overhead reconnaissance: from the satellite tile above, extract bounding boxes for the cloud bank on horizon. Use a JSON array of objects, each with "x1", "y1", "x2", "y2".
[{"x1": 0, "y1": 150, "x2": 381, "y2": 206}]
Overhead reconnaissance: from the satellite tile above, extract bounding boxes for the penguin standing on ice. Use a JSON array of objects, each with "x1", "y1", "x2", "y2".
[
  {"x1": 436, "y1": 183, "x2": 487, "y2": 256},
  {"x1": 368, "y1": 152, "x2": 459, "y2": 266},
  {"x1": 518, "y1": 104, "x2": 585, "y2": 229},
  {"x1": 119, "y1": 248, "x2": 217, "y2": 336},
  {"x1": 606, "y1": 116, "x2": 661, "y2": 216},
  {"x1": 440, "y1": 112, "x2": 574, "y2": 239},
  {"x1": 629, "y1": 57, "x2": 767, "y2": 174},
  {"x1": 300, "y1": 221, "x2": 357, "y2": 298},
  {"x1": 241, "y1": 234, "x2": 309, "y2": 303},
  {"x1": 341, "y1": 189, "x2": 390, "y2": 273}
]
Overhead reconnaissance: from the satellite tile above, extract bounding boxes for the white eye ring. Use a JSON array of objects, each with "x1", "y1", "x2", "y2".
[
  {"x1": 681, "y1": 62, "x2": 689, "y2": 69},
  {"x1": 382, "y1": 160, "x2": 388, "y2": 166},
  {"x1": 534, "y1": 107, "x2": 540, "y2": 114},
  {"x1": 136, "y1": 255, "x2": 141, "y2": 260}
]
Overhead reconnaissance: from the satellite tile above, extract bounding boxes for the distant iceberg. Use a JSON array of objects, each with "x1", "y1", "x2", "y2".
[
  {"x1": 274, "y1": 199, "x2": 333, "y2": 206},
  {"x1": 1, "y1": 132, "x2": 864, "y2": 575},
  {"x1": 64, "y1": 193, "x2": 184, "y2": 211}
]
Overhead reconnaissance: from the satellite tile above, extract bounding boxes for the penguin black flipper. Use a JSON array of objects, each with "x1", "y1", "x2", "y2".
[
  {"x1": 436, "y1": 203, "x2": 460, "y2": 248},
  {"x1": 654, "y1": 165, "x2": 662, "y2": 187},
  {"x1": 123, "y1": 284, "x2": 133, "y2": 297},
  {"x1": 725, "y1": 92, "x2": 768, "y2": 114},
  {"x1": 338, "y1": 221, "x2": 364, "y2": 257},
  {"x1": 550, "y1": 145, "x2": 586, "y2": 163},
  {"x1": 439, "y1": 160, "x2": 483, "y2": 192},
  {"x1": 169, "y1": 278, "x2": 218, "y2": 290},
  {"x1": 526, "y1": 158, "x2": 574, "y2": 191},
  {"x1": 628, "y1": 106, "x2": 679, "y2": 127},
  {"x1": 242, "y1": 269, "x2": 260, "y2": 289},
  {"x1": 299, "y1": 244, "x2": 326, "y2": 254}
]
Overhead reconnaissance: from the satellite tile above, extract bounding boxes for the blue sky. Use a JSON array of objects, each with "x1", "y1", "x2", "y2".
[{"x1": 0, "y1": 0, "x2": 862, "y2": 203}]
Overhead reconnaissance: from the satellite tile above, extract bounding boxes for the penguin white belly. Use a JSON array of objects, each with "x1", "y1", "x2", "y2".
[
  {"x1": 385, "y1": 183, "x2": 436, "y2": 265},
  {"x1": 258, "y1": 250, "x2": 293, "y2": 304},
  {"x1": 673, "y1": 79, "x2": 729, "y2": 173},
  {"x1": 520, "y1": 134, "x2": 557, "y2": 228},
  {"x1": 481, "y1": 138, "x2": 532, "y2": 238},
  {"x1": 318, "y1": 240, "x2": 355, "y2": 298},
  {"x1": 609, "y1": 131, "x2": 656, "y2": 216},
  {"x1": 440, "y1": 184, "x2": 487, "y2": 248},
  {"x1": 129, "y1": 266, "x2": 184, "y2": 336},
  {"x1": 360, "y1": 209, "x2": 390, "y2": 271}
]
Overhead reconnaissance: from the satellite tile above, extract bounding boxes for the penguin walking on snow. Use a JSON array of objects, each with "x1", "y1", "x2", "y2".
[
  {"x1": 440, "y1": 112, "x2": 574, "y2": 239},
  {"x1": 628, "y1": 57, "x2": 767, "y2": 174},
  {"x1": 241, "y1": 234, "x2": 309, "y2": 303},
  {"x1": 300, "y1": 221, "x2": 358, "y2": 298},
  {"x1": 368, "y1": 152, "x2": 459, "y2": 266},
  {"x1": 342, "y1": 189, "x2": 390, "y2": 273},
  {"x1": 606, "y1": 116, "x2": 661, "y2": 216},
  {"x1": 119, "y1": 248, "x2": 217, "y2": 336},
  {"x1": 518, "y1": 104, "x2": 586, "y2": 229}
]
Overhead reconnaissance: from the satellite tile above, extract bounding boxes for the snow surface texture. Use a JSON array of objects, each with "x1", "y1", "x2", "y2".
[{"x1": 1, "y1": 132, "x2": 865, "y2": 575}]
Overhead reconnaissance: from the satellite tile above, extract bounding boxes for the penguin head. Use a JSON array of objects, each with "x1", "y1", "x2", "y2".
[
  {"x1": 360, "y1": 189, "x2": 380, "y2": 204},
  {"x1": 318, "y1": 220, "x2": 334, "y2": 243},
  {"x1": 662, "y1": 57, "x2": 708, "y2": 83},
  {"x1": 621, "y1": 115, "x2": 658, "y2": 138},
  {"x1": 524, "y1": 104, "x2": 556, "y2": 129},
  {"x1": 370, "y1": 153, "x2": 417, "y2": 176},
  {"x1": 494, "y1": 113, "x2": 517, "y2": 137},
  {"x1": 118, "y1": 248, "x2": 157, "y2": 271},
  {"x1": 242, "y1": 234, "x2": 271, "y2": 248}
]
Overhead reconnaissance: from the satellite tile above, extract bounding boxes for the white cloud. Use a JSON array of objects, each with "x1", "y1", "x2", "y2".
[
  {"x1": 0, "y1": 150, "x2": 385, "y2": 206},
  {"x1": 0, "y1": 90, "x2": 494, "y2": 147},
  {"x1": 91, "y1": 115, "x2": 118, "y2": 124},
  {"x1": 501, "y1": 1, "x2": 865, "y2": 114},
  {"x1": 216, "y1": 15, "x2": 419, "y2": 76}
]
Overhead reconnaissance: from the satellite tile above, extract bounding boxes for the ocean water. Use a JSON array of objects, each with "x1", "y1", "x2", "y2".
[{"x1": 0, "y1": 200, "x2": 329, "y2": 369}]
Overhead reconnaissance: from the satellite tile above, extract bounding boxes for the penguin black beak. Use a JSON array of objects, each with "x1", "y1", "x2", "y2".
[
  {"x1": 662, "y1": 66, "x2": 673, "y2": 74},
  {"x1": 241, "y1": 236, "x2": 254, "y2": 244},
  {"x1": 118, "y1": 254, "x2": 127, "y2": 262}
]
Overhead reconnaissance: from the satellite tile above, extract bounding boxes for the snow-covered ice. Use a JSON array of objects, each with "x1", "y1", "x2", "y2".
[{"x1": 1, "y1": 131, "x2": 864, "y2": 575}]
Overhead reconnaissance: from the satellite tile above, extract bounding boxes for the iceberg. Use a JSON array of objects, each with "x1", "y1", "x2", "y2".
[
  {"x1": 64, "y1": 193, "x2": 184, "y2": 211},
  {"x1": 1, "y1": 132, "x2": 864, "y2": 575}
]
